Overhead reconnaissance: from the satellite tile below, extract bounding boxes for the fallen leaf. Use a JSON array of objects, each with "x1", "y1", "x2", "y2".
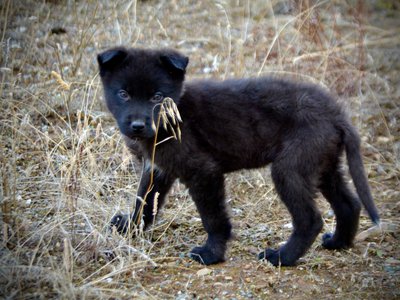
[{"x1": 356, "y1": 222, "x2": 397, "y2": 241}]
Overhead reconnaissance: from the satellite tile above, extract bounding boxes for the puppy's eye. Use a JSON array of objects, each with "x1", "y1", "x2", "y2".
[
  {"x1": 151, "y1": 92, "x2": 163, "y2": 102},
  {"x1": 118, "y1": 90, "x2": 130, "y2": 101}
]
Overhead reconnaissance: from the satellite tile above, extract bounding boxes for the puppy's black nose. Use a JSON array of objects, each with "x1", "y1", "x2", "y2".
[{"x1": 131, "y1": 120, "x2": 145, "y2": 131}]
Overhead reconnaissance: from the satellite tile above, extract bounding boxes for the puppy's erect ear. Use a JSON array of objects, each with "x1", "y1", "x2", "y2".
[
  {"x1": 160, "y1": 51, "x2": 189, "y2": 76},
  {"x1": 97, "y1": 47, "x2": 128, "y2": 75}
]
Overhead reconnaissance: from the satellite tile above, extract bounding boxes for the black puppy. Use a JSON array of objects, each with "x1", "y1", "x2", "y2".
[{"x1": 97, "y1": 47, "x2": 379, "y2": 267}]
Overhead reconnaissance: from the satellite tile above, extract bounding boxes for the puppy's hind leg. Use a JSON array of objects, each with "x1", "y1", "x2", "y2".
[
  {"x1": 259, "y1": 161, "x2": 323, "y2": 266},
  {"x1": 319, "y1": 167, "x2": 361, "y2": 250}
]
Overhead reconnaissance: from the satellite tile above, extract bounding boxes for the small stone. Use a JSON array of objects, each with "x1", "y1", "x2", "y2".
[
  {"x1": 197, "y1": 268, "x2": 212, "y2": 276},
  {"x1": 283, "y1": 222, "x2": 293, "y2": 229}
]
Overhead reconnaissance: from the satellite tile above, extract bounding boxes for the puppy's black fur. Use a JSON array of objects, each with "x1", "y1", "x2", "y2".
[{"x1": 98, "y1": 47, "x2": 379, "y2": 267}]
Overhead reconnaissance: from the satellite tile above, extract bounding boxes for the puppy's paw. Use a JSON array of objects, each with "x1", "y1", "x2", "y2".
[
  {"x1": 322, "y1": 232, "x2": 351, "y2": 250},
  {"x1": 110, "y1": 214, "x2": 131, "y2": 235},
  {"x1": 258, "y1": 248, "x2": 296, "y2": 267},
  {"x1": 189, "y1": 246, "x2": 225, "y2": 265},
  {"x1": 258, "y1": 248, "x2": 280, "y2": 266}
]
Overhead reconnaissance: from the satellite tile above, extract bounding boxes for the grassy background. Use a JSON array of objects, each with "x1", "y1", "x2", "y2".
[{"x1": 1, "y1": 0, "x2": 399, "y2": 299}]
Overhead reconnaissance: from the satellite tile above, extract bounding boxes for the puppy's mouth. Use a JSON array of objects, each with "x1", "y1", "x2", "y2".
[
  {"x1": 123, "y1": 130, "x2": 155, "y2": 140},
  {"x1": 127, "y1": 133, "x2": 149, "y2": 140}
]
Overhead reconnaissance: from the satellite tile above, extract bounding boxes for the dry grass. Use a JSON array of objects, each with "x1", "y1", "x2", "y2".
[{"x1": 1, "y1": 0, "x2": 399, "y2": 299}]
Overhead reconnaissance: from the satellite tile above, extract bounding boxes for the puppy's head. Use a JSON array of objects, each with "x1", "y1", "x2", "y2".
[{"x1": 97, "y1": 47, "x2": 188, "y2": 140}]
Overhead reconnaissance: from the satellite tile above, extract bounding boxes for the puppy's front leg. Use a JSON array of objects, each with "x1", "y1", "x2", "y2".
[
  {"x1": 111, "y1": 160, "x2": 175, "y2": 235},
  {"x1": 187, "y1": 172, "x2": 232, "y2": 265}
]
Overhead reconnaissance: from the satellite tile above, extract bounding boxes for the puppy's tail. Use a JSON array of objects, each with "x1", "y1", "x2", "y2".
[{"x1": 342, "y1": 123, "x2": 380, "y2": 224}]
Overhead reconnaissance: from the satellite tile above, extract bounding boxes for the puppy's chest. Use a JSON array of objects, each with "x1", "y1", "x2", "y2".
[{"x1": 140, "y1": 140, "x2": 181, "y2": 174}]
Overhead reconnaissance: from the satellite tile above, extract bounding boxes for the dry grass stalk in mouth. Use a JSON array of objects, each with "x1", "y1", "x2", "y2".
[
  {"x1": 158, "y1": 97, "x2": 182, "y2": 143},
  {"x1": 131, "y1": 97, "x2": 183, "y2": 232}
]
